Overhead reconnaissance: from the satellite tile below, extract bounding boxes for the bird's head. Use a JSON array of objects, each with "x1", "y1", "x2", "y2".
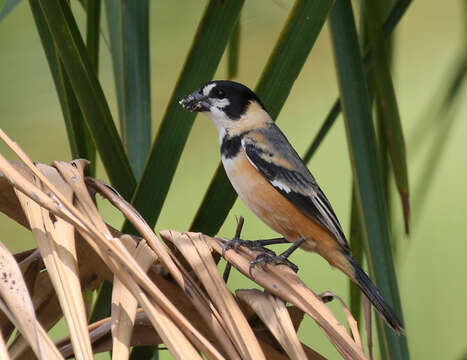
[{"x1": 179, "y1": 80, "x2": 268, "y2": 135}]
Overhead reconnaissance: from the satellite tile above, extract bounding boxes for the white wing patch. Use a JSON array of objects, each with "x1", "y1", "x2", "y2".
[
  {"x1": 271, "y1": 179, "x2": 291, "y2": 193},
  {"x1": 241, "y1": 139, "x2": 259, "y2": 170}
]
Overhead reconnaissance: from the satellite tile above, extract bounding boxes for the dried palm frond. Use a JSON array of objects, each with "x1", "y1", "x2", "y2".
[{"x1": 0, "y1": 129, "x2": 370, "y2": 359}]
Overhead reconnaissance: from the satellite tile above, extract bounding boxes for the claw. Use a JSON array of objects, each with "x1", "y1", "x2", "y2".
[
  {"x1": 221, "y1": 237, "x2": 242, "y2": 256},
  {"x1": 249, "y1": 253, "x2": 299, "y2": 274}
]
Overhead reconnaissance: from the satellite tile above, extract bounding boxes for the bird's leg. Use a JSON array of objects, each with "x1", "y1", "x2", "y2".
[
  {"x1": 248, "y1": 237, "x2": 290, "y2": 246},
  {"x1": 221, "y1": 238, "x2": 280, "y2": 256},
  {"x1": 249, "y1": 238, "x2": 306, "y2": 274},
  {"x1": 221, "y1": 237, "x2": 285, "y2": 256},
  {"x1": 221, "y1": 217, "x2": 283, "y2": 256}
]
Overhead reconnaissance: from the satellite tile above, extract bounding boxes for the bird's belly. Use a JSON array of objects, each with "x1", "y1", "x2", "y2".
[{"x1": 222, "y1": 152, "x2": 335, "y2": 252}]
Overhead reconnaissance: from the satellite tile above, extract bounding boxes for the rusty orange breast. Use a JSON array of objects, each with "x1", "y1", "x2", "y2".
[{"x1": 222, "y1": 151, "x2": 339, "y2": 256}]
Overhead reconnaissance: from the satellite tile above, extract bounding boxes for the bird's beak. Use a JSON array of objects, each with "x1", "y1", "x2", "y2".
[{"x1": 179, "y1": 89, "x2": 211, "y2": 112}]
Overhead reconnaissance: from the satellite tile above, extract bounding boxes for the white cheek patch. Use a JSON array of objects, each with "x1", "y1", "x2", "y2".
[
  {"x1": 211, "y1": 98, "x2": 230, "y2": 109},
  {"x1": 271, "y1": 179, "x2": 291, "y2": 193},
  {"x1": 203, "y1": 83, "x2": 216, "y2": 97}
]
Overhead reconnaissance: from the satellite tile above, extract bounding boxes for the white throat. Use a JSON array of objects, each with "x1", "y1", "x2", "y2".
[{"x1": 205, "y1": 109, "x2": 230, "y2": 141}]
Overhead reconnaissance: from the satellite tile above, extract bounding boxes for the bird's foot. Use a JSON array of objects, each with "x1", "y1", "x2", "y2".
[
  {"x1": 221, "y1": 237, "x2": 276, "y2": 257},
  {"x1": 249, "y1": 252, "x2": 299, "y2": 274},
  {"x1": 248, "y1": 238, "x2": 305, "y2": 275}
]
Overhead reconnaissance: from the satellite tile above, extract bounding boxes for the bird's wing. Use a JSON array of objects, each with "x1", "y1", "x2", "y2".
[{"x1": 242, "y1": 125, "x2": 350, "y2": 250}]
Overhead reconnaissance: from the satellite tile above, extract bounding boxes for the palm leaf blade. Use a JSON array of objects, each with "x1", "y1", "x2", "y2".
[
  {"x1": 30, "y1": 0, "x2": 97, "y2": 177},
  {"x1": 105, "y1": 0, "x2": 152, "y2": 179},
  {"x1": 303, "y1": 0, "x2": 412, "y2": 165},
  {"x1": 364, "y1": 0, "x2": 410, "y2": 234},
  {"x1": 122, "y1": 0, "x2": 245, "y2": 233},
  {"x1": 34, "y1": 0, "x2": 136, "y2": 199},
  {"x1": 329, "y1": 1, "x2": 409, "y2": 358}
]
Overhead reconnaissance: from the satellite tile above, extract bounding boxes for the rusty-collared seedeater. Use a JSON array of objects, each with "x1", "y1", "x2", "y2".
[{"x1": 180, "y1": 80, "x2": 404, "y2": 334}]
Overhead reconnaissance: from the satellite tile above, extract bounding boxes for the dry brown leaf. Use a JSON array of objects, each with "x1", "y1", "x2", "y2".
[
  {"x1": 10, "y1": 318, "x2": 63, "y2": 360},
  {"x1": 57, "y1": 164, "x2": 211, "y2": 359},
  {"x1": 111, "y1": 236, "x2": 157, "y2": 360},
  {"x1": 70, "y1": 219, "x2": 210, "y2": 358},
  {"x1": 166, "y1": 230, "x2": 264, "y2": 360},
  {"x1": 0, "y1": 239, "x2": 40, "y2": 358},
  {"x1": 0, "y1": 133, "x2": 222, "y2": 360},
  {"x1": 319, "y1": 291, "x2": 362, "y2": 350},
  {"x1": 90, "y1": 179, "x2": 238, "y2": 359},
  {"x1": 8, "y1": 273, "x2": 62, "y2": 359},
  {"x1": 57, "y1": 311, "x2": 162, "y2": 358},
  {"x1": 68, "y1": 197, "x2": 216, "y2": 358},
  {"x1": 146, "y1": 270, "x2": 232, "y2": 353},
  {"x1": 0, "y1": 160, "x2": 215, "y2": 360},
  {"x1": 0, "y1": 161, "x2": 31, "y2": 229},
  {"x1": 33, "y1": 285, "x2": 62, "y2": 335},
  {"x1": 0, "y1": 159, "x2": 214, "y2": 358},
  {"x1": 201, "y1": 233, "x2": 367, "y2": 360},
  {"x1": 0, "y1": 330, "x2": 9, "y2": 360},
  {"x1": 236, "y1": 289, "x2": 308, "y2": 360},
  {"x1": 0, "y1": 128, "x2": 372, "y2": 360},
  {"x1": 15, "y1": 169, "x2": 94, "y2": 360},
  {"x1": 0, "y1": 251, "x2": 41, "y2": 341},
  {"x1": 0, "y1": 240, "x2": 61, "y2": 359}
]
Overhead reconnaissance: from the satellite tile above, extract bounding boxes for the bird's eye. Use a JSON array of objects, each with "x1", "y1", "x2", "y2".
[{"x1": 215, "y1": 88, "x2": 225, "y2": 99}]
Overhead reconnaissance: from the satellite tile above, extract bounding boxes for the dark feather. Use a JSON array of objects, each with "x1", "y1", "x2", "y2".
[
  {"x1": 242, "y1": 124, "x2": 349, "y2": 250},
  {"x1": 220, "y1": 133, "x2": 243, "y2": 159}
]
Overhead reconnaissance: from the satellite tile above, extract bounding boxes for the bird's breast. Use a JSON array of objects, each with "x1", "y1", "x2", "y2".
[
  {"x1": 222, "y1": 150, "x2": 325, "y2": 251},
  {"x1": 222, "y1": 150, "x2": 271, "y2": 216}
]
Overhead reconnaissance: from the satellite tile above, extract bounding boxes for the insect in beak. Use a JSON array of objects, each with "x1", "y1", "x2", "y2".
[{"x1": 179, "y1": 89, "x2": 211, "y2": 112}]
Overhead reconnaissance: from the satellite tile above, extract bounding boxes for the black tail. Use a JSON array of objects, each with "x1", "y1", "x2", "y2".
[{"x1": 350, "y1": 257, "x2": 405, "y2": 335}]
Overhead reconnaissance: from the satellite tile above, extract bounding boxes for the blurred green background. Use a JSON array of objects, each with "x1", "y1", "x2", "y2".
[{"x1": 0, "y1": 1, "x2": 466, "y2": 359}]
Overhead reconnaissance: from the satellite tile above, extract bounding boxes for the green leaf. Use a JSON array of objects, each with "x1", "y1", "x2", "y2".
[
  {"x1": 34, "y1": 0, "x2": 136, "y2": 199},
  {"x1": 85, "y1": 0, "x2": 100, "y2": 73},
  {"x1": 190, "y1": 0, "x2": 334, "y2": 235},
  {"x1": 302, "y1": 0, "x2": 412, "y2": 166},
  {"x1": 88, "y1": 280, "x2": 112, "y2": 323},
  {"x1": 30, "y1": 0, "x2": 96, "y2": 176},
  {"x1": 83, "y1": 0, "x2": 101, "y2": 177},
  {"x1": 364, "y1": 0, "x2": 410, "y2": 234},
  {"x1": 130, "y1": 346, "x2": 159, "y2": 360},
  {"x1": 121, "y1": 0, "x2": 245, "y2": 234},
  {"x1": 104, "y1": 0, "x2": 123, "y2": 133},
  {"x1": 0, "y1": 0, "x2": 20, "y2": 21},
  {"x1": 329, "y1": 1, "x2": 409, "y2": 359},
  {"x1": 349, "y1": 187, "x2": 364, "y2": 324},
  {"x1": 190, "y1": 164, "x2": 236, "y2": 235},
  {"x1": 105, "y1": 0, "x2": 151, "y2": 180},
  {"x1": 227, "y1": 18, "x2": 240, "y2": 79}
]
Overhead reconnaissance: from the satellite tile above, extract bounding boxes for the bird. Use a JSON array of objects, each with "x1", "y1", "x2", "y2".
[{"x1": 179, "y1": 80, "x2": 405, "y2": 334}]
